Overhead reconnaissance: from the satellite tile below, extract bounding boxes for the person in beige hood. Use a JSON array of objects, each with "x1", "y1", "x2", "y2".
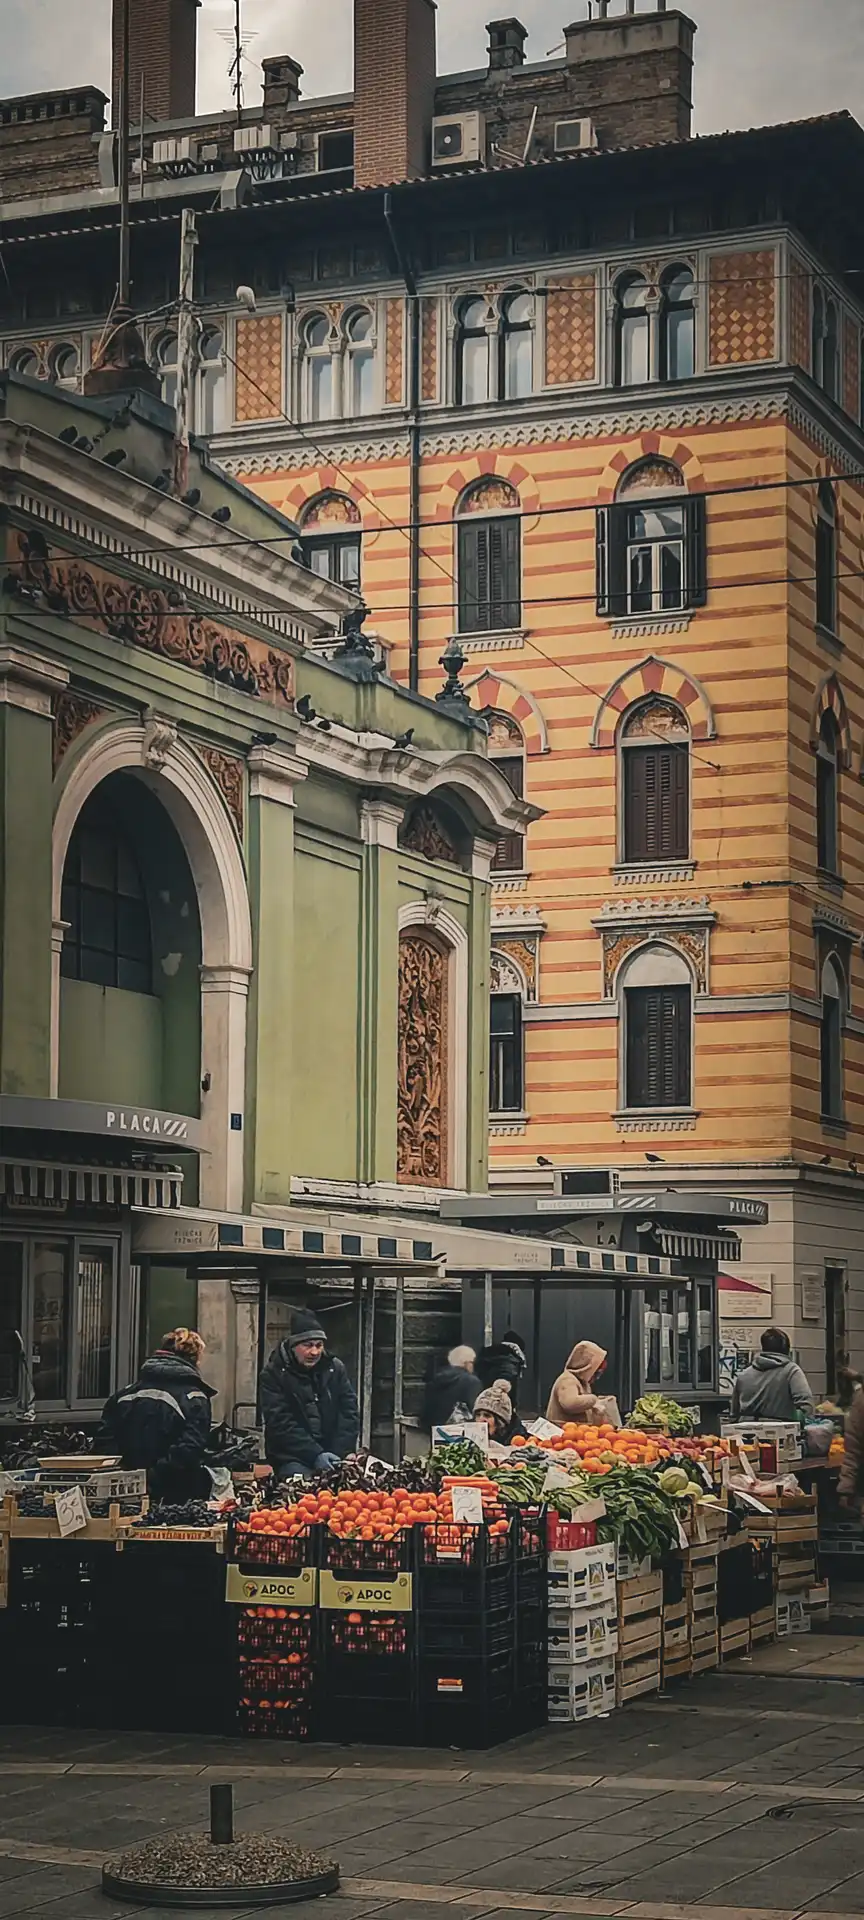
[{"x1": 546, "y1": 1340, "x2": 609, "y2": 1426}]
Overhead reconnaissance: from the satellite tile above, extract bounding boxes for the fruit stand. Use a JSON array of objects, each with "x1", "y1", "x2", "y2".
[{"x1": 0, "y1": 1405, "x2": 825, "y2": 1746}]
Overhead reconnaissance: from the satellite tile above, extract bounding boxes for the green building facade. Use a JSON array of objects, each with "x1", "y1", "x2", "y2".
[{"x1": 0, "y1": 371, "x2": 533, "y2": 1421}]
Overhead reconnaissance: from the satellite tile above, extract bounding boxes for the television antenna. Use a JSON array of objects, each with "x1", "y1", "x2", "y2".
[{"x1": 213, "y1": 0, "x2": 258, "y2": 120}]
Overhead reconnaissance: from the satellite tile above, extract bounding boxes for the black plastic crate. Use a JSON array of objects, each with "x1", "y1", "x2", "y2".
[
  {"x1": 419, "y1": 1649, "x2": 514, "y2": 1710},
  {"x1": 237, "y1": 1656, "x2": 314, "y2": 1704},
  {"x1": 323, "y1": 1530, "x2": 416, "y2": 1578},
  {"x1": 419, "y1": 1605, "x2": 514, "y2": 1658},
  {"x1": 515, "y1": 1563, "x2": 546, "y2": 1610},
  {"x1": 324, "y1": 1652, "x2": 415, "y2": 1702},
  {"x1": 325, "y1": 1612, "x2": 410, "y2": 1657},
  {"x1": 418, "y1": 1559, "x2": 513, "y2": 1612},
  {"x1": 313, "y1": 1697, "x2": 418, "y2": 1746},
  {"x1": 419, "y1": 1521, "x2": 513, "y2": 1570},
  {"x1": 238, "y1": 1701, "x2": 312, "y2": 1740},
  {"x1": 228, "y1": 1516, "x2": 317, "y2": 1574},
  {"x1": 236, "y1": 1607, "x2": 316, "y2": 1655},
  {"x1": 514, "y1": 1511, "x2": 545, "y2": 1564}
]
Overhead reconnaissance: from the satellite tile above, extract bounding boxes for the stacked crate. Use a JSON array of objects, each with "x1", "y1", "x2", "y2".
[
  {"x1": 661, "y1": 1555, "x2": 691, "y2": 1683},
  {"x1": 745, "y1": 1493, "x2": 818, "y2": 1639},
  {"x1": 228, "y1": 1516, "x2": 318, "y2": 1740},
  {"x1": 687, "y1": 1544, "x2": 719, "y2": 1672},
  {"x1": 547, "y1": 1543, "x2": 618, "y2": 1722},
  {"x1": 418, "y1": 1512, "x2": 546, "y2": 1747},
  {"x1": 718, "y1": 1535, "x2": 751, "y2": 1661},
  {"x1": 616, "y1": 1566, "x2": 663, "y2": 1703}
]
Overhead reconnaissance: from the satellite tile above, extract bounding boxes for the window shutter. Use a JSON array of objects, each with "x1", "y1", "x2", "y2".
[
  {"x1": 626, "y1": 985, "x2": 691, "y2": 1110},
  {"x1": 685, "y1": 494, "x2": 707, "y2": 608},
  {"x1": 668, "y1": 986, "x2": 691, "y2": 1108},
  {"x1": 655, "y1": 744, "x2": 689, "y2": 860},
  {"x1": 623, "y1": 749, "x2": 649, "y2": 861},
  {"x1": 499, "y1": 515, "x2": 521, "y2": 628},
  {"x1": 458, "y1": 520, "x2": 483, "y2": 633},
  {"x1": 670, "y1": 746, "x2": 689, "y2": 859},
  {"x1": 491, "y1": 753, "x2": 525, "y2": 873},
  {"x1": 596, "y1": 507, "x2": 611, "y2": 615}
]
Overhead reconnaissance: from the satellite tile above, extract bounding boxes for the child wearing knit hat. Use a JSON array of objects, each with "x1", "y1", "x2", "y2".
[{"x1": 474, "y1": 1377, "x2": 523, "y2": 1445}]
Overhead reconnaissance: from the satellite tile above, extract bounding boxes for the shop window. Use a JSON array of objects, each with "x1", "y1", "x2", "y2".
[
  {"x1": 490, "y1": 992, "x2": 523, "y2": 1113},
  {"x1": 457, "y1": 479, "x2": 521, "y2": 634},
  {"x1": 597, "y1": 459, "x2": 706, "y2": 618},
  {"x1": 815, "y1": 479, "x2": 838, "y2": 634},
  {"x1": 60, "y1": 805, "x2": 152, "y2": 994},
  {"x1": 643, "y1": 1280, "x2": 714, "y2": 1395},
  {"x1": 659, "y1": 266, "x2": 695, "y2": 382},
  {"x1": 813, "y1": 285, "x2": 839, "y2": 401},
  {"x1": 820, "y1": 955, "x2": 845, "y2": 1121},
  {"x1": 816, "y1": 710, "x2": 840, "y2": 874},
  {"x1": 621, "y1": 701, "x2": 690, "y2": 863},
  {"x1": 0, "y1": 1235, "x2": 118, "y2": 1411}
]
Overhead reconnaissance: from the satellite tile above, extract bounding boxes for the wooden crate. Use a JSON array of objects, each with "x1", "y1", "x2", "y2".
[
  {"x1": 616, "y1": 1647, "x2": 661, "y2": 1704},
  {"x1": 720, "y1": 1618, "x2": 751, "y2": 1660},
  {"x1": 750, "y1": 1603, "x2": 775, "y2": 1646},
  {"x1": 115, "y1": 1524, "x2": 225, "y2": 1549},
  {"x1": 618, "y1": 1571, "x2": 662, "y2": 1656},
  {"x1": 691, "y1": 1634, "x2": 720, "y2": 1674},
  {"x1": 662, "y1": 1648, "x2": 693, "y2": 1683},
  {"x1": 3, "y1": 1496, "x2": 125, "y2": 1542}
]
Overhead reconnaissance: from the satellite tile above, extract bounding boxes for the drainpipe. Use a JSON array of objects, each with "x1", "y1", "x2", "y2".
[{"x1": 384, "y1": 191, "x2": 421, "y2": 692}]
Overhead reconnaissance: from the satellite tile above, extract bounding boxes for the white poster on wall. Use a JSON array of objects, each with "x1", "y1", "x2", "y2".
[
  {"x1": 801, "y1": 1272, "x2": 824, "y2": 1323},
  {"x1": 718, "y1": 1269, "x2": 774, "y2": 1324}
]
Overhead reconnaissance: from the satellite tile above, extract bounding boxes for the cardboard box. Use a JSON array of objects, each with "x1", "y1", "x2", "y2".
[
  {"x1": 776, "y1": 1594, "x2": 810, "y2": 1637},
  {"x1": 548, "y1": 1544, "x2": 616, "y2": 1608},
  {"x1": 547, "y1": 1655, "x2": 616, "y2": 1722},
  {"x1": 547, "y1": 1603, "x2": 618, "y2": 1664}
]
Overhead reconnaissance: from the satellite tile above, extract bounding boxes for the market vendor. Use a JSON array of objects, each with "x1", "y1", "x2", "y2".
[
  {"x1": 95, "y1": 1329, "x2": 215, "y2": 1501},
  {"x1": 473, "y1": 1378, "x2": 527, "y2": 1445},
  {"x1": 475, "y1": 1328, "x2": 528, "y2": 1409},
  {"x1": 259, "y1": 1310, "x2": 360, "y2": 1482},
  {"x1": 730, "y1": 1327, "x2": 815, "y2": 1421},
  {"x1": 546, "y1": 1340, "x2": 610, "y2": 1426}
]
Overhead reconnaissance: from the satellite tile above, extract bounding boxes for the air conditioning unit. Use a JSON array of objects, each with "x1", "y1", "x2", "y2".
[
  {"x1": 233, "y1": 123, "x2": 274, "y2": 154},
  {"x1": 279, "y1": 129, "x2": 300, "y2": 152},
  {"x1": 152, "y1": 135, "x2": 198, "y2": 166},
  {"x1": 554, "y1": 116, "x2": 598, "y2": 154},
  {"x1": 431, "y1": 111, "x2": 485, "y2": 167}
]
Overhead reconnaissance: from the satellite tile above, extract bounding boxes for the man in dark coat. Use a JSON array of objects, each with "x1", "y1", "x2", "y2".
[
  {"x1": 475, "y1": 1328, "x2": 528, "y2": 1408},
  {"x1": 96, "y1": 1328, "x2": 215, "y2": 1502},
  {"x1": 421, "y1": 1345, "x2": 481, "y2": 1434},
  {"x1": 259, "y1": 1309, "x2": 360, "y2": 1481}
]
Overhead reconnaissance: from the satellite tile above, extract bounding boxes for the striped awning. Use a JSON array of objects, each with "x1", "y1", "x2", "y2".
[
  {"x1": 132, "y1": 1204, "x2": 675, "y2": 1278},
  {"x1": 657, "y1": 1230, "x2": 741, "y2": 1263},
  {"x1": 2, "y1": 1159, "x2": 183, "y2": 1210}
]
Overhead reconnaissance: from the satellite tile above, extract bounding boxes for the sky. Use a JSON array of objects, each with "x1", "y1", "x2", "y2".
[{"x1": 3, "y1": 0, "x2": 864, "y2": 134}]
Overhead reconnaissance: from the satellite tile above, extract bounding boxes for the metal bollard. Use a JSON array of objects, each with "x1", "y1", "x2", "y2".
[{"x1": 210, "y1": 1784, "x2": 234, "y2": 1846}]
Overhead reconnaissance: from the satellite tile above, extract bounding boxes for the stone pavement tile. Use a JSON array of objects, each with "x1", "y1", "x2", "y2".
[
  {"x1": 706, "y1": 1836, "x2": 855, "y2": 1908},
  {"x1": 461, "y1": 1859, "x2": 588, "y2": 1893},
  {"x1": 0, "y1": 1867, "x2": 99, "y2": 1915},
  {"x1": 801, "y1": 1876, "x2": 864, "y2": 1911},
  {"x1": 525, "y1": 1832, "x2": 656, "y2": 1867}
]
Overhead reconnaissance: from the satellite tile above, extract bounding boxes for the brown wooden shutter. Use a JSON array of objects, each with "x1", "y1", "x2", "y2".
[
  {"x1": 492, "y1": 753, "x2": 525, "y2": 872},
  {"x1": 624, "y1": 746, "x2": 688, "y2": 862},
  {"x1": 596, "y1": 504, "x2": 628, "y2": 617},
  {"x1": 626, "y1": 986, "x2": 691, "y2": 1108},
  {"x1": 458, "y1": 520, "x2": 482, "y2": 633}
]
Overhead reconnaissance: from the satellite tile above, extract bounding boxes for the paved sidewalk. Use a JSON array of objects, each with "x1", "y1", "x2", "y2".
[{"x1": 1, "y1": 1671, "x2": 864, "y2": 1919}]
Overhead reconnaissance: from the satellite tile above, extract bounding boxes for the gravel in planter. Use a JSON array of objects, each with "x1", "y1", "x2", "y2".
[{"x1": 108, "y1": 1833, "x2": 337, "y2": 1889}]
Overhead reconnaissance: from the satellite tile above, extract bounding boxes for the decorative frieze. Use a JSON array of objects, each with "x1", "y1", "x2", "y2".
[
  {"x1": 195, "y1": 743, "x2": 245, "y2": 839},
  {"x1": 594, "y1": 896, "x2": 716, "y2": 999},
  {"x1": 397, "y1": 931, "x2": 448, "y2": 1187},
  {"x1": 234, "y1": 313, "x2": 284, "y2": 423},
  {"x1": 708, "y1": 250, "x2": 777, "y2": 366},
  {"x1": 399, "y1": 804, "x2": 461, "y2": 866}
]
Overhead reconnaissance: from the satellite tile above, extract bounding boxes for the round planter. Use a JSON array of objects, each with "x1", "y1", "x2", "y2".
[{"x1": 101, "y1": 1864, "x2": 340, "y2": 1908}]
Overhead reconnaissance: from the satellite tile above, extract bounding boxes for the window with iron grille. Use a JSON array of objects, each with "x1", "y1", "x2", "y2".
[
  {"x1": 490, "y1": 993, "x2": 523, "y2": 1112},
  {"x1": 625, "y1": 984, "x2": 691, "y2": 1110}
]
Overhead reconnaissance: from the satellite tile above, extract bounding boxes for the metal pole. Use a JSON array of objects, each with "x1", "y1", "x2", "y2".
[
  {"x1": 210, "y1": 1785, "x2": 234, "y2": 1845},
  {"x1": 483, "y1": 1272, "x2": 494, "y2": 1350},
  {"x1": 393, "y1": 1272, "x2": 405, "y2": 1460},
  {"x1": 138, "y1": 74, "x2": 146, "y2": 199},
  {"x1": 173, "y1": 206, "x2": 198, "y2": 497},
  {"x1": 118, "y1": 0, "x2": 131, "y2": 308},
  {"x1": 361, "y1": 1272, "x2": 376, "y2": 1451}
]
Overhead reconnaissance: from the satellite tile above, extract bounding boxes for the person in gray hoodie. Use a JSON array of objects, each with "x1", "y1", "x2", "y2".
[{"x1": 730, "y1": 1327, "x2": 815, "y2": 1421}]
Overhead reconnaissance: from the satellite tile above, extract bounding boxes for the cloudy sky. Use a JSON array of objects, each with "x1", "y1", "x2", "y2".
[{"x1": 4, "y1": 0, "x2": 863, "y2": 133}]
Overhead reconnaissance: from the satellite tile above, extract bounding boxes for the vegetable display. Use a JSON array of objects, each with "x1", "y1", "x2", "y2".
[{"x1": 627, "y1": 1394, "x2": 697, "y2": 1436}]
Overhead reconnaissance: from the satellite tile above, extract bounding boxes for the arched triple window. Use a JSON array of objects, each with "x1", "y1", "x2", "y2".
[
  {"x1": 300, "y1": 307, "x2": 378, "y2": 422},
  {"x1": 816, "y1": 709, "x2": 840, "y2": 875},
  {"x1": 8, "y1": 345, "x2": 40, "y2": 379},
  {"x1": 815, "y1": 479, "x2": 838, "y2": 635},
  {"x1": 813, "y1": 285, "x2": 840, "y2": 402},
  {"x1": 60, "y1": 800, "x2": 152, "y2": 994},
  {"x1": 620, "y1": 700, "x2": 690, "y2": 865},
  {"x1": 486, "y1": 711, "x2": 526, "y2": 873},
  {"x1": 51, "y1": 343, "x2": 80, "y2": 392},
  {"x1": 621, "y1": 945, "x2": 693, "y2": 1113},
  {"x1": 597, "y1": 458, "x2": 707, "y2": 619},
  {"x1": 614, "y1": 266, "x2": 695, "y2": 387},
  {"x1": 455, "y1": 290, "x2": 535, "y2": 406},
  {"x1": 457, "y1": 479, "x2": 522, "y2": 635},
  {"x1": 299, "y1": 491, "x2": 362, "y2": 591},
  {"x1": 820, "y1": 955, "x2": 845, "y2": 1121}
]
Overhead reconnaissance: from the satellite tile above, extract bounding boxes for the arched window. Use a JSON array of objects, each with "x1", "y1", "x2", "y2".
[
  {"x1": 299, "y1": 491, "x2": 362, "y2": 591},
  {"x1": 815, "y1": 480, "x2": 838, "y2": 634},
  {"x1": 620, "y1": 700, "x2": 690, "y2": 864},
  {"x1": 621, "y1": 945, "x2": 692, "y2": 1112},
  {"x1": 597, "y1": 458, "x2": 706, "y2": 619},
  {"x1": 302, "y1": 314, "x2": 335, "y2": 422},
  {"x1": 153, "y1": 330, "x2": 179, "y2": 408},
  {"x1": 489, "y1": 951, "x2": 526, "y2": 1115},
  {"x1": 456, "y1": 296, "x2": 491, "y2": 406},
  {"x1": 60, "y1": 800, "x2": 152, "y2": 994},
  {"x1": 345, "y1": 308, "x2": 377, "y2": 415},
  {"x1": 196, "y1": 325, "x2": 227, "y2": 435},
  {"x1": 51, "y1": 343, "x2": 80, "y2": 391},
  {"x1": 457, "y1": 479, "x2": 521, "y2": 635},
  {"x1": 615, "y1": 272, "x2": 651, "y2": 386},
  {"x1": 816, "y1": 709, "x2": 840, "y2": 875},
  {"x1": 501, "y1": 291, "x2": 534, "y2": 400},
  {"x1": 813, "y1": 286, "x2": 840, "y2": 401},
  {"x1": 660, "y1": 267, "x2": 695, "y2": 382},
  {"x1": 8, "y1": 346, "x2": 39, "y2": 378},
  {"x1": 821, "y1": 955, "x2": 845, "y2": 1121},
  {"x1": 486, "y1": 712, "x2": 526, "y2": 873}
]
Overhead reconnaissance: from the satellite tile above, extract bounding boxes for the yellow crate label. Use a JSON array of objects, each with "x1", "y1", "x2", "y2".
[
  {"x1": 225, "y1": 1565, "x2": 317, "y2": 1606},
  {"x1": 319, "y1": 1570, "x2": 413, "y2": 1612}
]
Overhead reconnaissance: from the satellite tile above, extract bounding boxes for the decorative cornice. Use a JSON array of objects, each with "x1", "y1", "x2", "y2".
[
  {"x1": 610, "y1": 615, "x2": 692, "y2": 640},
  {"x1": 490, "y1": 1118, "x2": 528, "y2": 1136},
  {"x1": 615, "y1": 1110, "x2": 699, "y2": 1134},
  {"x1": 0, "y1": 643, "x2": 69, "y2": 716},
  {"x1": 461, "y1": 629, "x2": 527, "y2": 654},
  {"x1": 613, "y1": 862, "x2": 697, "y2": 887},
  {"x1": 491, "y1": 905, "x2": 547, "y2": 934},
  {"x1": 593, "y1": 895, "x2": 715, "y2": 931}
]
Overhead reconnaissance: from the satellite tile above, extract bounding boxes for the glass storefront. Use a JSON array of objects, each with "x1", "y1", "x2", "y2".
[{"x1": 0, "y1": 1232, "x2": 120, "y2": 1413}]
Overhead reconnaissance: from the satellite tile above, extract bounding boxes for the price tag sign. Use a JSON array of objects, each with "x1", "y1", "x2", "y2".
[
  {"x1": 451, "y1": 1486, "x2": 484, "y2": 1524},
  {"x1": 542, "y1": 1462, "x2": 576, "y2": 1494},
  {"x1": 527, "y1": 1418, "x2": 561, "y2": 1440},
  {"x1": 675, "y1": 1515, "x2": 690, "y2": 1550},
  {"x1": 736, "y1": 1442, "x2": 757, "y2": 1484},
  {"x1": 54, "y1": 1486, "x2": 90, "y2": 1538}
]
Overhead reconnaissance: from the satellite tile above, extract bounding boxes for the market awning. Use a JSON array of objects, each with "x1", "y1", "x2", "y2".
[
  {"x1": 3, "y1": 1159, "x2": 183, "y2": 1209},
  {"x1": 131, "y1": 1203, "x2": 675, "y2": 1278},
  {"x1": 657, "y1": 1230, "x2": 741, "y2": 1263}
]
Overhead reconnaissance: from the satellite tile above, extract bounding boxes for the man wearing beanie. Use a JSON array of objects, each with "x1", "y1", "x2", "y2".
[{"x1": 259, "y1": 1309, "x2": 359, "y2": 1481}]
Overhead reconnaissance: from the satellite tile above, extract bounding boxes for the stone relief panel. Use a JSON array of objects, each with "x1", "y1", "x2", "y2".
[
  {"x1": 53, "y1": 690, "x2": 106, "y2": 772},
  {"x1": 397, "y1": 931, "x2": 449, "y2": 1187},
  {"x1": 235, "y1": 313, "x2": 285, "y2": 423},
  {"x1": 545, "y1": 273, "x2": 597, "y2": 386}
]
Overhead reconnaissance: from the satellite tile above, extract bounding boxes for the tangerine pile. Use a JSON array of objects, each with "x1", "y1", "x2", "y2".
[
  {"x1": 511, "y1": 1422, "x2": 663, "y2": 1472},
  {"x1": 240, "y1": 1484, "x2": 511, "y2": 1542}
]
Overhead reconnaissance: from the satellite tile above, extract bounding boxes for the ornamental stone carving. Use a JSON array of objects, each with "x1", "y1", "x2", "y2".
[
  {"x1": 52, "y1": 690, "x2": 105, "y2": 771},
  {"x1": 18, "y1": 535, "x2": 295, "y2": 708},
  {"x1": 399, "y1": 805, "x2": 461, "y2": 866},
  {"x1": 195, "y1": 743, "x2": 245, "y2": 839},
  {"x1": 594, "y1": 896, "x2": 716, "y2": 998},
  {"x1": 491, "y1": 935, "x2": 538, "y2": 1001},
  {"x1": 397, "y1": 931, "x2": 449, "y2": 1187}
]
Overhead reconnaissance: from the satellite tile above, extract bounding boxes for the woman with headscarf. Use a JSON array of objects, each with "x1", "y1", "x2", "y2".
[{"x1": 546, "y1": 1341, "x2": 609, "y2": 1428}]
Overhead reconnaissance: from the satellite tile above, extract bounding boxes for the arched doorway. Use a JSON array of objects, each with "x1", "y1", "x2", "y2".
[{"x1": 58, "y1": 773, "x2": 202, "y2": 1129}]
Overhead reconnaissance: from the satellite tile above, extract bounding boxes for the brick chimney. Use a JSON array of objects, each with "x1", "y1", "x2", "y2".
[
  {"x1": 563, "y1": 7, "x2": 695, "y2": 144},
  {"x1": 354, "y1": 0, "x2": 437, "y2": 189},
  {"x1": 262, "y1": 55, "x2": 304, "y2": 117},
  {"x1": 112, "y1": 0, "x2": 200, "y2": 129},
  {"x1": 487, "y1": 19, "x2": 528, "y2": 72}
]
